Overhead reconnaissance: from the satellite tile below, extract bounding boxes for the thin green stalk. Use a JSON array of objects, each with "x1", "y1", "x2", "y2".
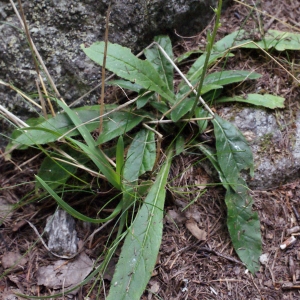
[{"x1": 190, "y1": 0, "x2": 223, "y2": 116}]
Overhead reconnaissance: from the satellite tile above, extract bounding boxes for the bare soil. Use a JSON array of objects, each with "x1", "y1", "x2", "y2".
[{"x1": 1, "y1": 0, "x2": 300, "y2": 299}]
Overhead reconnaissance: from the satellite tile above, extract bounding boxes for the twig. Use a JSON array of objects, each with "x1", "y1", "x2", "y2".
[
  {"x1": 36, "y1": 79, "x2": 47, "y2": 119},
  {"x1": 99, "y1": 5, "x2": 111, "y2": 135},
  {"x1": 0, "y1": 79, "x2": 42, "y2": 110},
  {"x1": 292, "y1": 205, "x2": 300, "y2": 223},
  {"x1": 0, "y1": 105, "x2": 29, "y2": 128},
  {"x1": 197, "y1": 247, "x2": 245, "y2": 266}
]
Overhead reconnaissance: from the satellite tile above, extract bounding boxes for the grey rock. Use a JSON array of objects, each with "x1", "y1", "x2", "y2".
[
  {"x1": 0, "y1": 0, "x2": 231, "y2": 148},
  {"x1": 45, "y1": 209, "x2": 78, "y2": 257},
  {"x1": 220, "y1": 106, "x2": 300, "y2": 190}
]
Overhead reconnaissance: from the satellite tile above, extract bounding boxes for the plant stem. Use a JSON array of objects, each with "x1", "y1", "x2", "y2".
[{"x1": 190, "y1": 0, "x2": 223, "y2": 116}]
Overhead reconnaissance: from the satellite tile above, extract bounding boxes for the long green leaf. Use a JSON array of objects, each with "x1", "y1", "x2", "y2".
[
  {"x1": 177, "y1": 82, "x2": 222, "y2": 100},
  {"x1": 144, "y1": 35, "x2": 174, "y2": 93},
  {"x1": 175, "y1": 49, "x2": 204, "y2": 63},
  {"x1": 195, "y1": 107, "x2": 209, "y2": 134},
  {"x1": 81, "y1": 42, "x2": 175, "y2": 103},
  {"x1": 36, "y1": 176, "x2": 122, "y2": 223},
  {"x1": 175, "y1": 135, "x2": 185, "y2": 156},
  {"x1": 216, "y1": 93, "x2": 285, "y2": 109},
  {"x1": 107, "y1": 80, "x2": 144, "y2": 93},
  {"x1": 119, "y1": 129, "x2": 157, "y2": 237},
  {"x1": 213, "y1": 30, "x2": 244, "y2": 52},
  {"x1": 136, "y1": 91, "x2": 155, "y2": 109},
  {"x1": 212, "y1": 115, "x2": 254, "y2": 190},
  {"x1": 96, "y1": 111, "x2": 145, "y2": 145},
  {"x1": 170, "y1": 96, "x2": 195, "y2": 122},
  {"x1": 14, "y1": 126, "x2": 66, "y2": 147},
  {"x1": 123, "y1": 129, "x2": 156, "y2": 182},
  {"x1": 254, "y1": 29, "x2": 300, "y2": 51},
  {"x1": 12, "y1": 105, "x2": 111, "y2": 146},
  {"x1": 107, "y1": 149, "x2": 173, "y2": 300},
  {"x1": 171, "y1": 84, "x2": 222, "y2": 122},
  {"x1": 203, "y1": 70, "x2": 261, "y2": 86},
  {"x1": 150, "y1": 102, "x2": 169, "y2": 115},
  {"x1": 198, "y1": 144, "x2": 261, "y2": 273},
  {"x1": 14, "y1": 109, "x2": 144, "y2": 148},
  {"x1": 185, "y1": 52, "x2": 234, "y2": 84},
  {"x1": 225, "y1": 180, "x2": 262, "y2": 274}
]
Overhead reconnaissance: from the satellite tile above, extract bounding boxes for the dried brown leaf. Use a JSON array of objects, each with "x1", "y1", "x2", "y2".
[{"x1": 185, "y1": 219, "x2": 207, "y2": 241}]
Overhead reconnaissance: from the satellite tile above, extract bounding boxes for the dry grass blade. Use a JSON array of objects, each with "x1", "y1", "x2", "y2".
[
  {"x1": 234, "y1": 0, "x2": 300, "y2": 32},
  {"x1": 10, "y1": 0, "x2": 64, "y2": 106},
  {"x1": 0, "y1": 105, "x2": 29, "y2": 128},
  {"x1": 0, "y1": 79, "x2": 42, "y2": 110},
  {"x1": 231, "y1": 41, "x2": 300, "y2": 84}
]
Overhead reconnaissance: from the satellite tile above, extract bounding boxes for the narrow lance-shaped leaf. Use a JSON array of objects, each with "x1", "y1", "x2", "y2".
[
  {"x1": 170, "y1": 96, "x2": 195, "y2": 122},
  {"x1": 213, "y1": 30, "x2": 245, "y2": 52},
  {"x1": 136, "y1": 91, "x2": 155, "y2": 109},
  {"x1": 198, "y1": 143, "x2": 262, "y2": 273},
  {"x1": 172, "y1": 70, "x2": 258, "y2": 123},
  {"x1": 81, "y1": 42, "x2": 175, "y2": 103},
  {"x1": 216, "y1": 93, "x2": 285, "y2": 109},
  {"x1": 185, "y1": 52, "x2": 234, "y2": 84},
  {"x1": 195, "y1": 107, "x2": 209, "y2": 134},
  {"x1": 203, "y1": 70, "x2": 261, "y2": 86},
  {"x1": 96, "y1": 111, "x2": 145, "y2": 145},
  {"x1": 144, "y1": 35, "x2": 174, "y2": 93},
  {"x1": 12, "y1": 105, "x2": 113, "y2": 147},
  {"x1": 175, "y1": 135, "x2": 185, "y2": 156},
  {"x1": 36, "y1": 146, "x2": 91, "y2": 190},
  {"x1": 175, "y1": 49, "x2": 204, "y2": 63},
  {"x1": 212, "y1": 115, "x2": 254, "y2": 190},
  {"x1": 121, "y1": 129, "x2": 156, "y2": 217},
  {"x1": 171, "y1": 84, "x2": 221, "y2": 122},
  {"x1": 107, "y1": 149, "x2": 173, "y2": 300},
  {"x1": 123, "y1": 129, "x2": 156, "y2": 183},
  {"x1": 225, "y1": 179, "x2": 262, "y2": 274},
  {"x1": 107, "y1": 80, "x2": 144, "y2": 93}
]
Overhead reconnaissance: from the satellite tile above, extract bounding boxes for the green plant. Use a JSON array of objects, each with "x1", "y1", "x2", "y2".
[
  {"x1": 260, "y1": 133, "x2": 273, "y2": 152},
  {"x1": 5, "y1": 0, "x2": 300, "y2": 298}
]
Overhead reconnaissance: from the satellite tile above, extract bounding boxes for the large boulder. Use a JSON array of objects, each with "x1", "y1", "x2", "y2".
[{"x1": 0, "y1": 0, "x2": 230, "y2": 148}]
